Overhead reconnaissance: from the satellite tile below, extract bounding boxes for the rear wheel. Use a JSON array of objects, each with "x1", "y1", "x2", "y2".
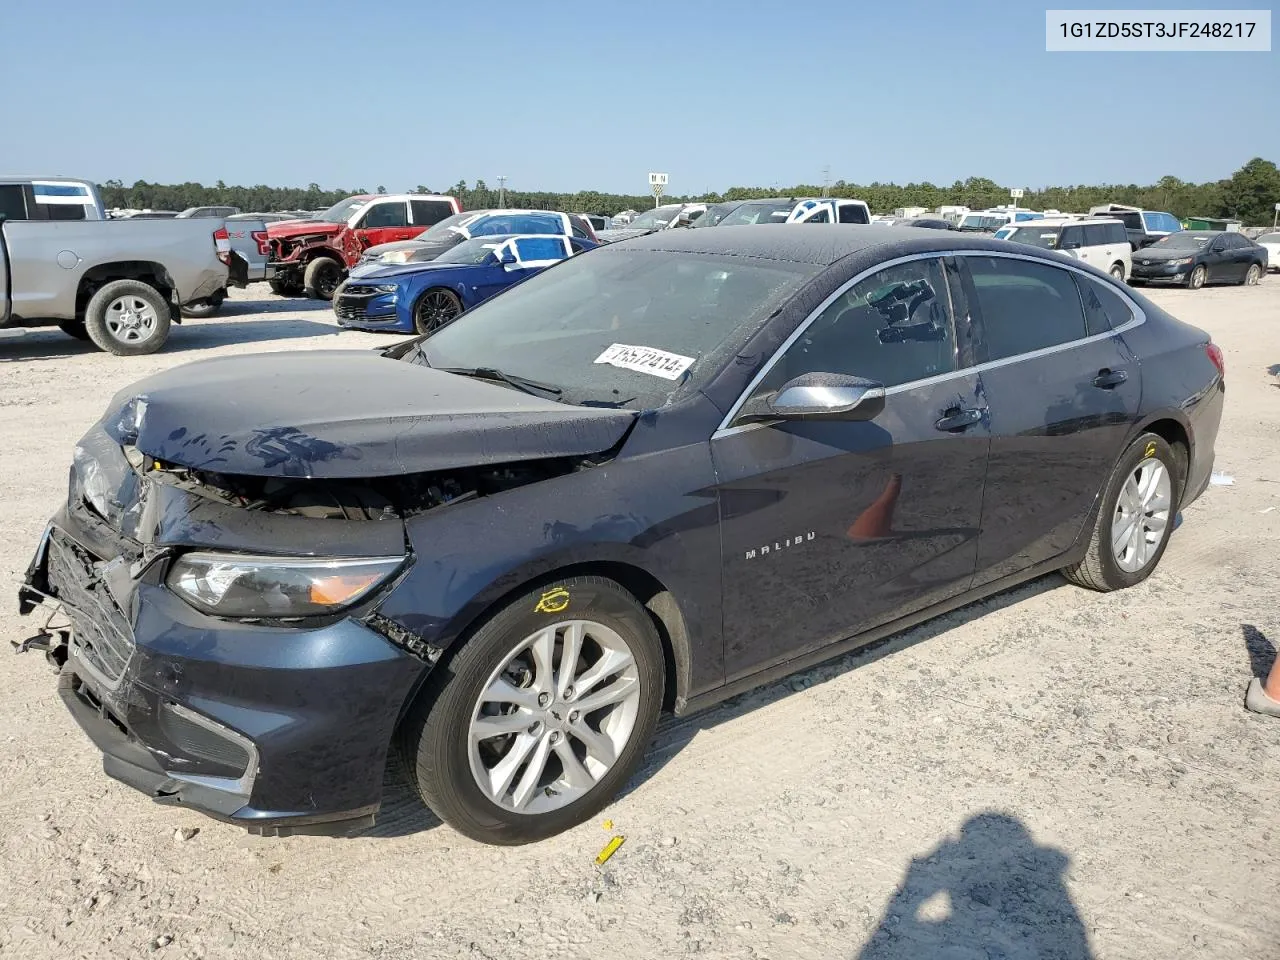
[
  {"x1": 83, "y1": 280, "x2": 172, "y2": 356},
  {"x1": 398, "y1": 576, "x2": 664, "y2": 845},
  {"x1": 413, "y1": 288, "x2": 463, "y2": 335},
  {"x1": 303, "y1": 257, "x2": 344, "y2": 300},
  {"x1": 1109, "y1": 263, "x2": 1126, "y2": 281},
  {"x1": 1187, "y1": 264, "x2": 1207, "y2": 289},
  {"x1": 1062, "y1": 432, "x2": 1180, "y2": 592},
  {"x1": 1244, "y1": 263, "x2": 1262, "y2": 286}
]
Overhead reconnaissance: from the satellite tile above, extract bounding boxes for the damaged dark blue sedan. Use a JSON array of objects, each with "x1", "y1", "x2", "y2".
[{"x1": 17, "y1": 226, "x2": 1225, "y2": 845}]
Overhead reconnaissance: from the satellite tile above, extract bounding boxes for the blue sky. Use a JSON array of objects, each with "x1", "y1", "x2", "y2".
[{"x1": 3, "y1": 0, "x2": 1276, "y2": 194}]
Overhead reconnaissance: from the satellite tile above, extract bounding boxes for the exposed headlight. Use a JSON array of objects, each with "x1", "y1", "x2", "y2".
[
  {"x1": 73, "y1": 444, "x2": 114, "y2": 520},
  {"x1": 380, "y1": 250, "x2": 415, "y2": 264},
  {"x1": 167, "y1": 552, "x2": 404, "y2": 619}
]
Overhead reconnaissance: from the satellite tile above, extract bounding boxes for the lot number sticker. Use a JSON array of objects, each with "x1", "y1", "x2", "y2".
[{"x1": 593, "y1": 343, "x2": 696, "y2": 380}]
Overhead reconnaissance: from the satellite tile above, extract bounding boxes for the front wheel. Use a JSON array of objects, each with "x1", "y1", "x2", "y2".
[
  {"x1": 398, "y1": 576, "x2": 664, "y2": 845},
  {"x1": 1062, "y1": 432, "x2": 1180, "y2": 592},
  {"x1": 413, "y1": 288, "x2": 463, "y2": 335},
  {"x1": 1187, "y1": 264, "x2": 1207, "y2": 289},
  {"x1": 303, "y1": 257, "x2": 344, "y2": 300},
  {"x1": 1244, "y1": 263, "x2": 1262, "y2": 286}
]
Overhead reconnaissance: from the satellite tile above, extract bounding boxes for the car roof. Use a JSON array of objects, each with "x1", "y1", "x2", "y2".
[
  {"x1": 1005, "y1": 217, "x2": 1123, "y2": 228},
  {"x1": 613, "y1": 223, "x2": 1035, "y2": 265}
]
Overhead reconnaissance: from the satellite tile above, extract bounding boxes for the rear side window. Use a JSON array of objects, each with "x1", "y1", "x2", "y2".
[
  {"x1": 1106, "y1": 222, "x2": 1127, "y2": 245},
  {"x1": 411, "y1": 199, "x2": 454, "y2": 226},
  {"x1": 755, "y1": 257, "x2": 956, "y2": 390},
  {"x1": 0, "y1": 185, "x2": 29, "y2": 220},
  {"x1": 512, "y1": 236, "x2": 569, "y2": 263},
  {"x1": 967, "y1": 256, "x2": 1087, "y2": 361},
  {"x1": 1076, "y1": 276, "x2": 1133, "y2": 336},
  {"x1": 45, "y1": 204, "x2": 87, "y2": 221}
]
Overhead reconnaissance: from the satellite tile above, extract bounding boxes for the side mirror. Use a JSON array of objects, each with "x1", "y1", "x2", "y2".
[
  {"x1": 497, "y1": 246, "x2": 518, "y2": 266},
  {"x1": 737, "y1": 373, "x2": 886, "y2": 423}
]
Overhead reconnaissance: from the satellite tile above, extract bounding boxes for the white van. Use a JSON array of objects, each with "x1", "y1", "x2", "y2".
[{"x1": 994, "y1": 217, "x2": 1132, "y2": 281}]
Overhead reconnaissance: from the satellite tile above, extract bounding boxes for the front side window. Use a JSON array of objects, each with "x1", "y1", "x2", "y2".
[
  {"x1": 360, "y1": 202, "x2": 409, "y2": 228},
  {"x1": 967, "y1": 256, "x2": 1087, "y2": 361},
  {"x1": 511, "y1": 236, "x2": 570, "y2": 263},
  {"x1": 749, "y1": 258, "x2": 956, "y2": 397},
  {"x1": 0, "y1": 185, "x2": 27, "y2": 221}
]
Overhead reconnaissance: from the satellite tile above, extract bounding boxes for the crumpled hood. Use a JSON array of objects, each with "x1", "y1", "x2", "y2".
[
  {"x1": 102, "y1": 352, "x2": 637, "y2": 479},
  {"x1": 266, "y1": 219, "x2": 342, "y2": 240}
]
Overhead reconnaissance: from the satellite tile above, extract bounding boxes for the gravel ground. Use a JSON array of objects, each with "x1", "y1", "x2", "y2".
[{"x1": 0, "y1": 283, "x2": 1277, "y2": 960}]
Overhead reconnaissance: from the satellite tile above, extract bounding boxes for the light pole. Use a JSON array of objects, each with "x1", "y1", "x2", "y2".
[
  {"x1": 497, "y1": 175, "x2": 507, "y2": 209},
  {"x1": 822, "y1": 165, "x2": 830, "y2": 198}
]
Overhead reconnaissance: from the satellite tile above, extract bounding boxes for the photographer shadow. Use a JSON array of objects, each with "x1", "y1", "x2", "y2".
[{"x1": 858, "y1": 812, "x2": 1094, "y2": 960}]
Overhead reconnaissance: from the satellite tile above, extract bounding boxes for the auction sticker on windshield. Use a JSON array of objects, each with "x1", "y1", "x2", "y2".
[{"x1": 593, "y1": 343, "x2": 696, "y2": 380}]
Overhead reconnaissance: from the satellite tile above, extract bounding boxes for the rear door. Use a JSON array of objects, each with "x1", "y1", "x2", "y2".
[
  {"x1": 713, "y1": 254, "x2": 989, "y2": 679},
  {"x1": 1224, "y1": 233, "x2": 1254, "y2": 280},
  {"x1": 960, "y1": 253, "x2": 1143, "y2": 587}
]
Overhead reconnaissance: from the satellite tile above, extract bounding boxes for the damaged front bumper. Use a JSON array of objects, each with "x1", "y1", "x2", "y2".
[{"x1": 17, "y1": 501, "x2": 428, "y2": 837}]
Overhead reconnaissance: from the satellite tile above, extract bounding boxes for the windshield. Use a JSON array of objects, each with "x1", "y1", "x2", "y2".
[
  {"x1": 958, "y1": 215, "x2": 1005, "y2": 231},
  {"x1": 718, "y1": 201, "x2": 796, "y2": 226},
  {"x1": 626, "y1": 206, "x2": 684, "y2": 230},
  {"x1": 689, "y1": 202, "x2": 737, "y2": 228},
  {"x1": 432, "y1": 237, "x2": 504, "y2": 265},
  {"x1": 416, "y1": 211, "x2": 477, "y2": 240},
  {"x1": 468, "y1": 213, "x2": 564, "y2": 237},
  {"x1": 1257, "y1": 232, "x2": 1280, "y2": 244},
  {"x1": 318, "y1": 196, "x2": 368, "y2": 223},
  {"x1": 410, "y1": 249, "x2": 821, "y2": 409},
  {"x1": 1154, "y1": 233, "x2": 1211, "y2": 249},
  {"x1": 1001, "y1": 225, "x2": 1061, "y2": 249}
]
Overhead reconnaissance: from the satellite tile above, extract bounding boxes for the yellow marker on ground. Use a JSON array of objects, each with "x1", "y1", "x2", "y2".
[
  {"x1": 595, "y1": 835, "x2": 625, "y2": 866},
  {"x1": 602, "y1": 819, "x2": 613, "y2": 831}
]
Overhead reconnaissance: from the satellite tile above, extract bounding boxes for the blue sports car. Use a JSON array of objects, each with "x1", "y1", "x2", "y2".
[{"x1": 334, "y1": 233, "x2": 595, "y2": 334}]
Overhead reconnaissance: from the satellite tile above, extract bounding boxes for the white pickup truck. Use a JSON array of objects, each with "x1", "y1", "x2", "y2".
[{"x1": 0, "y1": 214, "x2": 232, "y2": 355}]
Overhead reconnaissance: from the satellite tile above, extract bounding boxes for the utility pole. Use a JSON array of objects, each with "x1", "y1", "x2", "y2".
[
  {"x1": 822, "y1": 165, "x2": 830, "y2": 198},
  {"x1": 496, "y1": 175, "x2": 507, "y2": 209}
]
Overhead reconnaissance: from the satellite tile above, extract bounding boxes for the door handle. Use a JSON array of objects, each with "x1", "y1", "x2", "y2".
[
  {"x1": 935, "y1": 407, "x2": 984, "y2": 432},
  {"x1": 1093, "y1": 368, "x2": 1128, "y2": 389}
]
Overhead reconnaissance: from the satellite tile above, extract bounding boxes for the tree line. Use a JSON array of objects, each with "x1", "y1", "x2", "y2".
[{"x1": 98, "y1": 158, "x2": 1280, "y2": 225}]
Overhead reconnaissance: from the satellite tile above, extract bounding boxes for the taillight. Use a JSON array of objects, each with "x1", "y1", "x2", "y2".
[
  {"x1": 213, "y1": 226, "x2": 231, "y2": 265},
  {"x1": 252, "y1": 230, "x2": 269, "y2": 256},
  {"x1": 1206, "y1": 342, "x2": 1225, "y2": 378}
]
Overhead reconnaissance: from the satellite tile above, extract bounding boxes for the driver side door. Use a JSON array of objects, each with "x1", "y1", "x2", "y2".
[{"x1": 712, "y1": 255, "x2": 990, "y2": 681}]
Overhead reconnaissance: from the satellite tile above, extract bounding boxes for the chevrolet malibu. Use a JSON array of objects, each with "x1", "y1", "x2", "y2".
[{"x1": 17, "y1": 226, "x2": 1224, "y2": 845}]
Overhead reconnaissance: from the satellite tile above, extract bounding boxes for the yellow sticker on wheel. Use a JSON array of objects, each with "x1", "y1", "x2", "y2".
[
  {"x1": 534, "y1": 587, "x2": 571, "y2": 614},
  {"x1": 1144, "y1": 440, "x2": 1157, "y2": 459}
]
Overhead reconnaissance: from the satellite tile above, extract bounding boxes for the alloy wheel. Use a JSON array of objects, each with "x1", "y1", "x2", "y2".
[
  {"x1": 468, "y1": 619, "x2": 642, "y2": 815},
  {"x1": 416, "y1": 291, "x2": 462, "y2": 333},
  {"x1": 1111, "y1": 459, "x2": 1172, "y2": 573},
  {"x1": 1246, "y1": 264, "x2": 1261, "y2": 285},
  {"x1": 103, "y1": 296, "x2": 159, "y2": 344}
]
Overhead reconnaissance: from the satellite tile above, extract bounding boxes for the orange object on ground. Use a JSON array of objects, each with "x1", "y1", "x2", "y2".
[{"x1": 847, "y1": 473, "x2": 903, "y2": 539}]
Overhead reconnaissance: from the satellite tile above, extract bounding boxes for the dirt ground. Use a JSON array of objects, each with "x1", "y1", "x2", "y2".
[{"x1": 1, "y1": 282, "x2": 1277, "y2": 960}]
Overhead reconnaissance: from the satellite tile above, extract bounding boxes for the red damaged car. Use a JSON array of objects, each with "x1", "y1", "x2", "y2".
[{"x1": 267, "y1": 193, "x2": 460, "y2": 300}]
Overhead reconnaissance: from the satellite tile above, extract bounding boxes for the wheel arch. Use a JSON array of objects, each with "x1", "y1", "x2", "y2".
[
  {"x1": 76, "y1": 261, "x2": 175, "y2": 317},
  {"x1": 1134, "y1": 414, "x2": 1191, "y2": 488},
  {"x1": 390, "y1": 558, "x2": 694, "y2": 734}
]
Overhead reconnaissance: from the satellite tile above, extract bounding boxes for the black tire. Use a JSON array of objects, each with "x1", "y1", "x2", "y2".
[
  {"x1": 180, "y1": 300, "x2": 222, "y2": 319},
  {"x1": 56, "y1": 318, "x2": 90, "y2": 340},
  {"x1": 413, "y1": 287, "x2": 464, "y2": 335},
  {"x1": 83, "y1": 280, "x2": 172, "y2": 356},
  {"x1": 268, "y1": 276, "x2": 298, "y2": 297},
  {"x1": 398, "y1": 576, "x2": 665, "y2": 845},
  {"x1": 1109, "y1": 263, "x2": 1126, "y2": 281},
  {"x1": 1244, "y1": 263, "x2": 1262, "y2": 286},
  {"x1": 303, "y1": 256, "x2": 344, "y2": 300},
  {"x1": 1062, "y1": 432, "x2": 1182, "y2": 592},
  {"x1": 1187, "y1": 264, "x2": 1207, "y2": 289}
]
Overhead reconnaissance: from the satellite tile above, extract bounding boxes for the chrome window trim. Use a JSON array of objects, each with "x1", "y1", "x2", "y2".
[{"x1": 711, "y1": 249, "x2": 1145, "y2": 440}]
